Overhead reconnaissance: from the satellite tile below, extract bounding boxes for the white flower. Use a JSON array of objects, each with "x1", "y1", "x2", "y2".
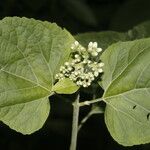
[
  {"x1": 83, "y1": 84, "x2": 87, "y2": 87},
  {"x1": 87, "y1": 60, "x2": 91, "y2": 64},
  {"x1": 71, "y1": 45, "x2": 75, "y2": 50},
  {"x1": 97, "y1": 48, "x2": 102, "y2": 52},
  {"x1": 88, "y1": 42, "x2": 93, "y2": 48},
  {"x1": 92, "y1": 51, "x2": 98, "y2": 56},
  {"x1": 98, "y1": 62, "x2": 104, "y2": 67},
  {"x1": 94, "y1": 71, "x2": 99, "y2": 77},
  {"x1": 75, "y1": 54, "x2": 80, "y2": 58},
  {"x1": 60, "y1": 66, "x2": 65, "y2": 71},
  {"x1": 80, "y1": 47, "x2": 85, "y2": 51},
  {"x1": 93, "y1": 42, "x2": 98, "y2": 48},
  {"x1": 55, "y1": 74, "x2": 59, "y2": 78},
  {"x1": 65, "y1": 62, "x2": 69, "y2": 66},
  {"x1": 74, "y1": 41, "x2": 79, "y2": 46},
  {"x1": 55, "y1": 41, "x2": 104, "y2": 87},
  {"x1": 98, "y1": 68, "x2": 103, "y2": 73},
  {"x1": 68, "y1": 67, "x2": 72, "y2": 71}
]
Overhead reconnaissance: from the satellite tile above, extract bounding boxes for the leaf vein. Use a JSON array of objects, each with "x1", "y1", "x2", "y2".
[{"x1": 0, "y1": 69, "x2": 50, "y2": 92}]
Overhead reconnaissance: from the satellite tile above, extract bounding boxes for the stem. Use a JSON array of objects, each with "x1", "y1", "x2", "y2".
[
  {"x1": 78, "y1": 95, "x2": 101, "y2": 131},
  {"x1": 69, "y1": 96, "x2": 103, "y2": 150},
  {"x1": 79, "y1": 98, "x2": 103, "y2": 107},
  {"x1": 78, "y1": 111, "x2": 93, "y2": 131},
  {"x1": 70, "y1": 94, "x2": 80, "y2": 150}
]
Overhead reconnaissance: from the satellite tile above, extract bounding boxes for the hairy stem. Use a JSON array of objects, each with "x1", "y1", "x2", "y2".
[
  {"x1": 79, "y1": 98, "x2": 103, "y2": 107},
  {"x1": 70, "y1": 94, "x2": 80, "y2": 150},
  {"x1": 69, "y1": 96, "x2": 103, "y2": 150},
  {"x1": 78, "y1": 95, "x2": 102, "y2": 131}
]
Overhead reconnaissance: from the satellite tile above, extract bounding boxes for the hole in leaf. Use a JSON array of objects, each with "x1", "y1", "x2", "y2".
[
  {"x1": 147, "y1": 113, "x2": 150, "y2": 120},
  {"x1": 133, "y1": 105, "x2": 136, "y2": 109}
]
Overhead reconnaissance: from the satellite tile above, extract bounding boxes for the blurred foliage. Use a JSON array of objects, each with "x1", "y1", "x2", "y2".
[
  {"x1": 0, "y1": 0, "x2": 126, "y2": 33},
  {"x1": 0, "y1": 0, "x2": 150, "y2": 34},
  {"x1": 75, "y1": 31, "x2": 128, "y2": 49},
  {"x1": 110, "y1": 0, "x2": 150, "y2": 31},
  {"x1": 0, "y1": 0, "x2": 150, "y2": 150}
]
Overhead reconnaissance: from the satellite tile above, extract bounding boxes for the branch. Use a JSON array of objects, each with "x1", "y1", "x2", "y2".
[
  {"x1": 79, "y1": 98, "x2": 103, "y2": 107},
  {"x1": 78, "y1": 111, "x2": 93, "y2": 131},
  {"x1": 69, "y1": 94, "x2": 80, "y2": 150}
]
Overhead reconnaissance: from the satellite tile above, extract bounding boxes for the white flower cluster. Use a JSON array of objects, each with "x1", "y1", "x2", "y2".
[{"x1": 55, "y1": 41, "x2": 104, "y2": 87}]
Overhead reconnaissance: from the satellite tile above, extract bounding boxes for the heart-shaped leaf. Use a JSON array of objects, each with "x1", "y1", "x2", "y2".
[
  {"x1": 0, "y1": 17, "x2": 75, "y2": 134},
  {"x1": 101, "y1": 38, "x2": 150, "y2": 146}
]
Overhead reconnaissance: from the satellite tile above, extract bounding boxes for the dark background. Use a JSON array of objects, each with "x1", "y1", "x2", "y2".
[{"x1": 0, "y1": 0, "x2": 150, "y2": 150}]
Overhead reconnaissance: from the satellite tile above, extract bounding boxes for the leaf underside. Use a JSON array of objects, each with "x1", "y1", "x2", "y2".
[
  {"x1": 1, "y1": 97, "x2": 50, "y2": 134},
  {"x1": 0, "y1": 17, "x2": 75, "y2": 134},
  {"x1": 101, "y1": 38, "x2": 150, "y2": 146}
]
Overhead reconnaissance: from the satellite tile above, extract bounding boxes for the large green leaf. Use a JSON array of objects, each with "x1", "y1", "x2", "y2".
[
  {"x1": 101, "y1": 38, "x2": 150, "y2": 146},
  {"x1": 0, "y1": 17, "x2": 75, "y2": 134}
]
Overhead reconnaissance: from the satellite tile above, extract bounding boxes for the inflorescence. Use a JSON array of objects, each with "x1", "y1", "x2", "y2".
[{"x1": 55, "y1": 41, "x2": 104, "y2": 87}]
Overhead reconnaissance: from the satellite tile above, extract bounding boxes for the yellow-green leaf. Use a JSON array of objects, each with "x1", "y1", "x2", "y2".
[
  {"x1": 0, "y1": 17, "x2": 75, "y2": 134},
  {"x1": 52, "y1": 78, "x2": 79, "y2": 94}
]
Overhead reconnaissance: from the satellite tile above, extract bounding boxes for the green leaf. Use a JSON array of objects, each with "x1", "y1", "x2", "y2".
[
  {"x1": 128, "y1": 21, "x2": 150, "y2": 40},
  {"x1": 0, "y1": 97, "x2": 50, "y2": 134},
  {"x1": 0, "y1": 17, "x2": 75, "y2": 134},
  {"x1": 52, "y1": 78, "x2": 79, "y2": 94},
  {"x1": 101, "y1": 38, "x2": 150, "y2": 146},
  {"x1": 75, "y1": 31, "x2": 128, "y2": 50}
]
